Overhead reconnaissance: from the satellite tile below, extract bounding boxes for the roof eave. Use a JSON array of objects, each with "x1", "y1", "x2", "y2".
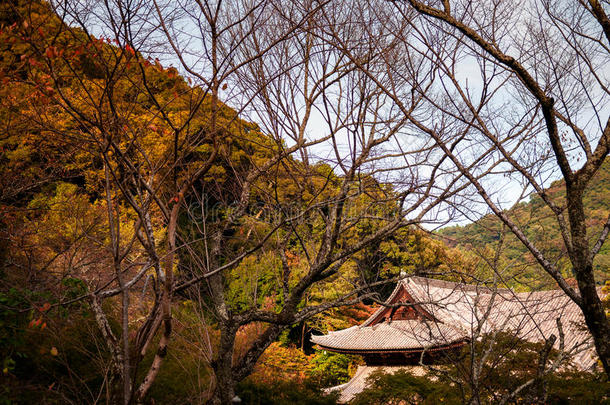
[{"x1": 314, "y1": 340, "x2": 469, "y2": 355}]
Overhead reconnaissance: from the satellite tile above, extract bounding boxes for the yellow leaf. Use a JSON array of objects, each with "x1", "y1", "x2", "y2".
[{"x1": 50, "y1": 347, "x2": 58, "y2": 356}]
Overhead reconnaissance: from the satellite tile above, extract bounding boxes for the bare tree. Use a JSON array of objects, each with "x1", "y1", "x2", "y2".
[
  {"x1": 12, "y1": 0, "x2": 603, "y2": 403},
  {"x1": 337, "y1": 0, "x2": 610, "y2": 374},
  {"x1": 4, "y1": 0, "x2": 279, "y2": 401},
  {"x1": 3, "y1": 1, "x2": 409, "y2": 403},
  {"x1": 141, "y1": 0, "x2": 476, "y2": 402}
]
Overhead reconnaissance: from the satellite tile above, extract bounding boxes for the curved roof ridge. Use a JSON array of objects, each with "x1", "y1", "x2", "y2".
[
  {"x1": 408, "y1": 275, "x2": 511, "y2": 294},
  {"x1": 361, "y1": 278, "x2": 408, "y2": 327}
]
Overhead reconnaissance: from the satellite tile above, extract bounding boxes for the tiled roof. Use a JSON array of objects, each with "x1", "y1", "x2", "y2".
[
  {"x1": 311, "y1": 276, "x2": 601, "y2": 370},
  {"x1": 312, "y1": 319, "x2": 465, "y2": 352}
]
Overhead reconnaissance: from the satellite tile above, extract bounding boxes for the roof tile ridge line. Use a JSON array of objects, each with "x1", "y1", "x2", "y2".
[
  {"x1": 361, "y1": 278, "x2": 411, "y2": 327},
  {"x1": 514, "y1": 286, "x2": 605, "y2": 306},
  {"x1": 412, "y1": 275, "x2": 513, "y2": 294},
  {"x1": 406, "y1": 277, "x2": 478, "y2": 322},
  {"x1": 412, "y1": 277, "x2": 513, "y2": 332}
]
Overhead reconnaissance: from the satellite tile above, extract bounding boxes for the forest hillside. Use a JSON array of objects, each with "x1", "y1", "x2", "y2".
[
  {"x1": 1, "y1": 0, "x2": 609, "y2": 404},
  {"x1": 440, "y1": 161, "x2": 610, "y2": 289}
]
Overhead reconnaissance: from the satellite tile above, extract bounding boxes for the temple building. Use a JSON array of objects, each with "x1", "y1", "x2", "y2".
[{"x1": 311, "y1": 276, "x2": 599, "y2": 403}]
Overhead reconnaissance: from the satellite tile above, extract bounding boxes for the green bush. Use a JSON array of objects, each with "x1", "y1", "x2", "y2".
[
  {"x1": 307, "y1": 351, "x2": 355, "y2": 387},
  {"x1": 350, "y1": 370, "x2": 461, "y2": 405},
  {"x1": 237, "y1": 380, "x2": 339, "y2": 405}
]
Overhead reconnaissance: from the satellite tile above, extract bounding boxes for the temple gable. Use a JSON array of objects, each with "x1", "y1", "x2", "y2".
[{"x1": 364, "y1": 283, "x2": 435, "y2": 326}]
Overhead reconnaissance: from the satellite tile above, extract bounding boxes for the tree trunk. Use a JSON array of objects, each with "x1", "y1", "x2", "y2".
[
  {"x1": 210, "y1": 366, "x2": 236, "y2": 405},
  {"x1": 209, "y1": 321, "x2": 238, "y2": 405},
  {"x1": 574, "y1": 263, "x2": 610, "y2": 374},
  {"x1": 567, "y1": 187, "x2": 610, "y2": 374}
]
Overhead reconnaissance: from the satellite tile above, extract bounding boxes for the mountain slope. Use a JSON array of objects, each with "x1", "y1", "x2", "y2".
[{"x1": 439, "y1": 160, "x2": 610, "y2": 289}]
